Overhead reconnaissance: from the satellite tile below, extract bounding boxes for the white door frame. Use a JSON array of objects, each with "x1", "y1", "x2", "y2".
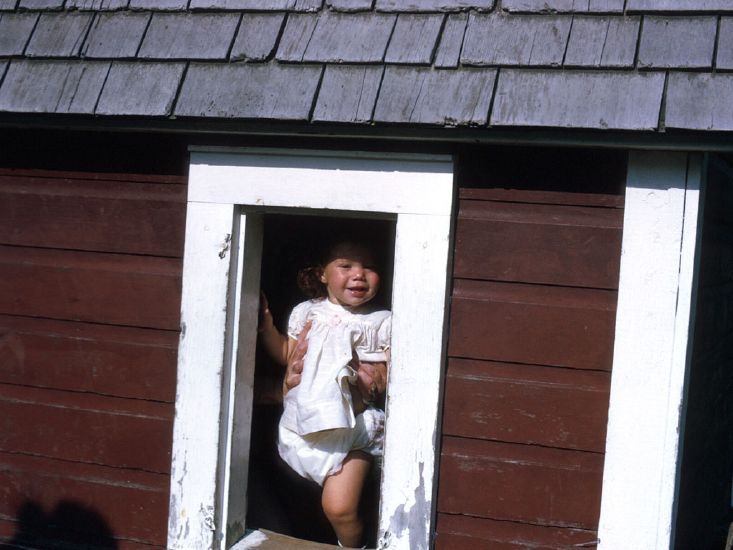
[
  {"x1": 168, "y1": 148, "x2": 455, "y2": 550},
  {"x1": 598, "y1": 151, "x2": 705, "y2": 550}
]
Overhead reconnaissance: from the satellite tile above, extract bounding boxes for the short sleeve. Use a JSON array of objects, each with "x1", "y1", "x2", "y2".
[
  {"x1": 287, "y1": 300, "x2": 312, "y2": 340},
  {"x1": 377, "y1": 313, "x2": 391, "y2": 351}
]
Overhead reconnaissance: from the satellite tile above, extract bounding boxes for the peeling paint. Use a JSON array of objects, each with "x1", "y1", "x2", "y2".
[{"x1": 384, "y1": 462, "x2": 430, "y2": 550}]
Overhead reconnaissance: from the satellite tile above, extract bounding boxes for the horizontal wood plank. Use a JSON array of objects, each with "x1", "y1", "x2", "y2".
[
  {"x1": 442, "y1": 358, "x2": 610, "y2": 452},
  {"x1": 458, "y1": 187, "x2": 624, "y2": 208},
  {"x1": 0, "y1": 246, "x2": 182, "y2": 331},
  {"x1": 0, "y1": 168, "x2": 186, "y2": 185},
  {"x1": 454, "y1": 199, "x2": 622, "y2": 288},
  {"x1": 448, "y1": 279, "x2": 617, "y2": 370},
  {"x1": 0, "y1": 315, "x2": 177, "y2": 402},
  {"x1": 435, "y1": 513, "x2": 598, "y2": 550},
  {"x1": 0, "y1": 171, "x2": 185, "y2": 256},
  {"x1": 0, "y1": 451, "x2": 169, "y2": 546},
  {"x1": 0, "y1": 384, "x2": 172, "y2": 473},
  {"x1": 438, "y1": 437, "x2": 603, "y2": 529}
]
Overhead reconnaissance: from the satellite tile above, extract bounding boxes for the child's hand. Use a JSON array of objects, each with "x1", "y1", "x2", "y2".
[{"x1": 283, "y1": 321, "x2": 311, "y2": 395}]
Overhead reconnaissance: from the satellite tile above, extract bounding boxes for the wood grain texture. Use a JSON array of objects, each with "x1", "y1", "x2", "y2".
[
  {"x1": 231, "y1": 13, "x2": 285, "y2": 61},
  {"x1": 303, "y1": 12, "x2": 396, "y2": 63},
  {"x1": 448, "y1": 279, "x2": 617, "y2": 370},
  {"x1": 462, "y1": 13, "x2": 571, "y2": 66},
  {"x1": 0, "y1": 245, "x2": 182, "y2": 330},
  {"x1": 438, "y1": 437, "x2": 603, "y2": 529},
  {"x1": 435, "y1": 514, "x2": 598, "y2": 549},
  {"x1": 0, "y1": 384, "x2": 173, "y2": 472},
  {"x1": 175, "y1": 63, "x2": 322, "y2": 120},
  {"x1": 716, "y1": 18, "x2": 733, "y2": 70},
  {"x1": 81, "y1": 12, "x2": 150, "y2": 59},
  {"x1": 565, "y1": 16, "x2": 640, "y2": 68},
  {"x1": 434, "y1": 13, "x2": 468, "y2": 68},
  {"x1": 138, "y1": 13, "x2": 240, "y2": 60},
  {"x1": 0, "y1": 315, "x2": 177, "y2": 401},
  {"x1": 0, "y1": 13, "x2": 38, "y2": 56},
  {"x1": 96, "y1": 62, "x2": 186, "y2": 116},
  {"x1": 0, "y1": 451, "x2": 169, "y2": 546},
  {"x1": 638, "y1": 16, "x2": 716, "y2": 69},
  {"x1": 0, "y1": 170, "x2": 185, "y2": 255},
  {"x1": 454, "y1": 199, "x2": 622, "y2": 288},
  {"x1": 442, "y1": 358, "x2": 610, "y2": 452},
  {"x1": 503, "y1": 0, "x2": 623, "y2": 11},
  {"x1": 491, "y1": 69, "x2": 665, "y2": 130},
  {"x1": 665, "y1": 73, "x2": 733, "y2": 131},
  {"x1": 374, "y1": 66, "x2": 495, "y2": 125},
  {"x1": 385, "y1": 14, "x2": 444, "y2": 65},
  {"x1": 312, "y1": 65, "x2": 383, "y2": 124},
  {"x1": 25, "y1": 13, "x2": 93, "y2": 57},
  {"x1": 375, "y1": 0, "x2": 495, "y2": 10},
  {"x1": 0, "y1": 60, "x2": 109, "y2": 115}
]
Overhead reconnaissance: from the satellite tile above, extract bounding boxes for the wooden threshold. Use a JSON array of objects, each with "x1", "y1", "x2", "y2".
[{"x1": 231, "y1": 529, "x2": 374, "y2": 549}]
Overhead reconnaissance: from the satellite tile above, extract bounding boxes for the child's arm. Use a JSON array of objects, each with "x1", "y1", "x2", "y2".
[{"x1": 257, "y1": 293, "x2": 289, "y2": 366}]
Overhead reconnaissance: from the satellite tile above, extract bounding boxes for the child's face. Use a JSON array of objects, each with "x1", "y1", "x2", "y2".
[{"x1": 320, "y1": 243, "x2": 380, "y2": 308}]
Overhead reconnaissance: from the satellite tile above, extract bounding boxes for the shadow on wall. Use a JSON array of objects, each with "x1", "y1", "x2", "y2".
[{"x1": 5, "y1": 501, "x2": 118, "y2": 549}]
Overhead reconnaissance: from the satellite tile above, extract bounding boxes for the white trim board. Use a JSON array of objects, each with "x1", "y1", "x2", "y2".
[
  {"x1": 598, "y1": 151, "x2": 704, "y2": 550},
  {"x1": 169, "y1": 148, "x2": 455, "y2": 550}
]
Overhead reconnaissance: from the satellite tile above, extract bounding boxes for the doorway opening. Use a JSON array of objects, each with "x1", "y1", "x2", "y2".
[{"x1": 246, "y1": 213, "x2": 395, "y2": 546}]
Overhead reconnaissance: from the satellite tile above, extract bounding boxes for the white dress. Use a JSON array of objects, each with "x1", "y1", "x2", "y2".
[{"x1": 278, "y1": 298, "x2": 391, "y2": 486}]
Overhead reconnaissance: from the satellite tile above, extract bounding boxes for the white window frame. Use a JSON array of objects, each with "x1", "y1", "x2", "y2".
[
  {"x1": 168, "y1": 148, "x2": 455, "y2": 550},
  {"x1": 598, "y1": 151, "x2": 704, "y2": 550}
]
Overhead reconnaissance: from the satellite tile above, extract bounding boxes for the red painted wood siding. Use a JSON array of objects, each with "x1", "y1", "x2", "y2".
[
  {"x1": 437, "y1": 183, "x2": 624, "y2": 548},
  {"x1": 0, "y1": 168, "x2": 185, "y2": 549}
]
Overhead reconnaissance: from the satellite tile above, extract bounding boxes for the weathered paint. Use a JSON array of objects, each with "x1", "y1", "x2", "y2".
[{"x1": 598, "y1": 151, "x2": 703, "y2": 550}]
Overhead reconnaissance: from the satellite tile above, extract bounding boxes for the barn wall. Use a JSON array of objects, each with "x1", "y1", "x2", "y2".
[
  {"x1": 675, "y1": 155, "x2": 733, "y2": 549},
  {"x1": 436, "y1": 148, "x2": 626, "y2": 549},
  {"x1": 0, "y1": 131, "x2": 188, "y2": 549}
]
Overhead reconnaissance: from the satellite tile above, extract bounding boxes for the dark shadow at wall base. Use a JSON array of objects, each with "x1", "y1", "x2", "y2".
[{"x1": 3, "y1": 501, "x2": 118, "y2": 550}]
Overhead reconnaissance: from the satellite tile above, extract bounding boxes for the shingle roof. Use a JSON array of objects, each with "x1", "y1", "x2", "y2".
[{"x1": 0, "y1": 0, "x2": 732, "y2": 133}]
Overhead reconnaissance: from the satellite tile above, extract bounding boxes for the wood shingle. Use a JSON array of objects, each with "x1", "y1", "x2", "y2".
[
  {"x1": 385, "y1": 14, "x2": 443, "y2": 64},
  {"x1": 375, "y1": 0, "x2": 494, "y2": 11},
  {"x1": 462, "y1": 13, "x2": 571, "y2": 66},
  {"x1": 434, "y1": 12, "x2": 468, "y2": 68},
  {"x1": 717, "y1": 17, "x2": 733, "y2": 70},
  {"x1": 128, "y1": 0, "x2": 188, "y2": 9},
  {"x1": 0, "y1": 13, "x2": 38, "y2": 56},
  {"x1": 25, "y1": 13, "x2": 93, "y2": 58},
  {"x1": 175, "y1": 63, "x2": 322, "y2": 119},
  {"x1": 66, "y1": 0, "x2": 130, "y2": 9},
  {"x1": 81, "y1": 12, "x2": 150, "y2": 59},
  {"x1": 0, "y1": 60, "x2": 108, "y2": 114},
  {"x1": 312, "y1": 65, "x2": 383, "y2": 123},
  {"x1": 18, "y1": 0, "x2": 64, "y2": 8},
  {"x1": 503, "y1": 0, "x2": 625, "y2": 12},
  {"x1": 564, "y1": 16, "x2": 640, "y2": 68},
  {"x1": 638, "y1": 16, "x2": 717, "y2": 68},
  {"x1": 491, "y1": 70, "x2": 665, "y2": 130},
  {"x1": 296, "y1": 11, "x2": 396, "y2": 63},
  {"x1": 665, "y1": 73, "x2": 733, "y2": 131},
  {"x1": 138, "y1": 13, "x2": 240, "y2": 60},
  {"x1": 231, "y1": 13, "x2": 285, "y2": 61},
  {"x1": 374, "y1": 66, "x2": 495, "y2": 125},
  {"x1": 0, "y1": 0, "x2": 17, "y2": 9},
  {"x1": 327, "y1": 0, "x2": 373, "y2": 11},
  {"x1": 627, "y1": 0, "x2": 733, "y2": 11},
  {"x1": 96, "y1": 62, "x2": 185, "y2": 116}
]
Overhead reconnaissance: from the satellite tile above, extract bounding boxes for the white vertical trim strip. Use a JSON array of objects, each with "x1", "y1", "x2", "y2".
[
  {"x1": 598, "y1": 152, "x2": 703, "y2": 550},
  {"x1": 169, "y1": 202, "x2": 237, "y2": 550},
  {"x1": 379, "y1": 213, "x2": 452, "y2": 550}
]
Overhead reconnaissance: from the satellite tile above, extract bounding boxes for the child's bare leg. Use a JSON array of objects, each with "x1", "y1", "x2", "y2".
[{"x1": 322, "y1": 451, "x2": 371, "y2": 548}]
